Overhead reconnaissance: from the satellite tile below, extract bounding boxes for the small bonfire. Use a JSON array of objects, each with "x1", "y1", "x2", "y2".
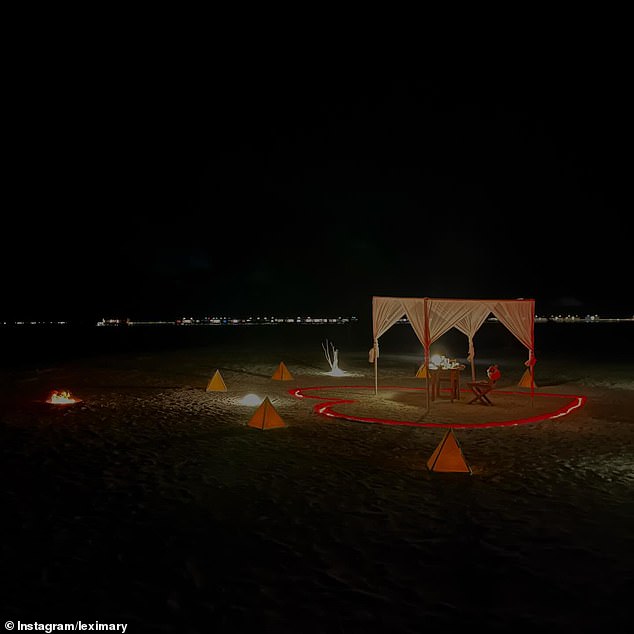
[{"x1": 46, "y1": 390, "x2": 82, "y2": 405}]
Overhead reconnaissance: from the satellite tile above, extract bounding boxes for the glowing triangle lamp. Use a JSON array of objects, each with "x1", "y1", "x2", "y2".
[
  {"x1": 271, "y1": 361, "x2": 293, "y2": 381},
  {"x1": 416, "y1": 364, "x2": 429, "y2": 378},
  {"x1": 206, "y1": 369, "x2": 227, "y2": 392},
  {"x1": 518, "y1": 368, "x2": 537, "y2": 388},
  {"x1": 247, "y1": 397, "x2": 286, "y2": 430},
  {"x1": 427, "y1": 429, "x2": 472, "y2": 474}
]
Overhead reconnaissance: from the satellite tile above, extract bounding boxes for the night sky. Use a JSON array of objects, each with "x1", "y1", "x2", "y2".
[{"x1": 4, "y1": 50, "x2": 631, "y2": 321}]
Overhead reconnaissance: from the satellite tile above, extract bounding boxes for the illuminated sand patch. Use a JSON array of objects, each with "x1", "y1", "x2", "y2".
[
  {"x1": 235, "y1": 393, "x2": 264, "y2": 406},
  {"x1": 289, "y1": 385, "x2": 587, "y2": 429},
  {"x1": 324, "y1": 367, "x2": 350, "y2": 377},
  {"x1": 322, "y1": 368, "x2": 363, "y2": 378}
]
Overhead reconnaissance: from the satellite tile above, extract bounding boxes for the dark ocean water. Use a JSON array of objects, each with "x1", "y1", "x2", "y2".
[{"x1": 1, "y1": 321, "x2": 632, "y2": 370}]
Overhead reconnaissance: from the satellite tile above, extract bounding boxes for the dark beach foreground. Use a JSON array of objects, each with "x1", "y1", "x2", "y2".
[{"x1": 1, "y1": 323, "x2": 633, "y2": 632}]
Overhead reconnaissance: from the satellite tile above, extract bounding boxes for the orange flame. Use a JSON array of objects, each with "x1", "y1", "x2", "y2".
[{"x1": 46, "y1": 390, "x2": 81, "y2": 405}]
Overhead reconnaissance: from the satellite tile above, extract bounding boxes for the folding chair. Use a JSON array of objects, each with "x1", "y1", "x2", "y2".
[{"x1": 467, "y1": 365, "x2": 500, "y2": 406}]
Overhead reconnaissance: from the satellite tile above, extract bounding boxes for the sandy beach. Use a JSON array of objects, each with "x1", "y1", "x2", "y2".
[{"x1": 1, "y1": 324, "x2": 632, "y2": 632}]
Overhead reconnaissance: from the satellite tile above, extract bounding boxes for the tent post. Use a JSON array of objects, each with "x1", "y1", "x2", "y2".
[
  {"x1": 469, "y1": 337, "x2": 476, "y2": 382},
  {"x1": 423, "y1": 348, "x2": 430, "y2": 416},
  {"x1": 530, "y1": 306, "x2": 536, "y2": 407},
  {"x1": 422, "y1": 303, "x2": 431, "y2": 416},
  {"x1": 374, "y1": 339, "x2": 379, "y2": 395},
  {"x1": 425, "y1": 372, "x2": 430, "y2": 414},
  {"x1": 374, "y1": 357, "x2": 378, "y2": 395}
]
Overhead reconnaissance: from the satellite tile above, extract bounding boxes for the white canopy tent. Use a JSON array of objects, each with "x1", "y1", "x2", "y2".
[{"x1": 370, "y1": 297, "x2": 536, "y2": 409}]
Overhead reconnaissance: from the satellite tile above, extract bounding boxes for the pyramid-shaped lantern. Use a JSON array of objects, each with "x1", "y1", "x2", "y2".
[
  {"x1": 518, "y1": 368, "x2": 537, "y2": 388},
  {"x1": 247, "y1": 397, "x2": 286, "y2": 430},
  {"x1": 206, "y1": 370, "x2": 227, "y2": 392},
  {"x1": 427, "y1": 429, "x2": 472, "y2": 474},
  {"x1": 271, "y1": 361, "x2": 293, "y2": 381},
  {"x1": 415, "y1": 364, "x2": 429, "y2": 378}
]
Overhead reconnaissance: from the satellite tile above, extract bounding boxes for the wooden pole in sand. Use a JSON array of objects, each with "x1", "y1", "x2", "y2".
[
  {"x1": 422, "y1": 300, "x2": 431, "y2": 416},
  {"x1": 423, "y1": 346, "x2": 431, "y2": 416},
  {"x1": 469, "y1": 336, "x2": 476, "y2": 382},
  {"x1": 425, "y1": 359, "x2": 430, "y2": 414},
  {"x1": 530, "y1": 305, "x2": 536, "y2": 407},
  {"x1": 374, "y1": 339, "x2": 379, "y2": 395}
]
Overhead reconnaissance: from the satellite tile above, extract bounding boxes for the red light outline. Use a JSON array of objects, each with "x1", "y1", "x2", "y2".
[{"x1": 289, "y1": 385, "x2": 587, "y2": 429}]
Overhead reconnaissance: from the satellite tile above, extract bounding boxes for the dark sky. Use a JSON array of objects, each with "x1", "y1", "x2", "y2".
[{"x1": 4, "y1": 49, "x2": 631, "y2": 321}]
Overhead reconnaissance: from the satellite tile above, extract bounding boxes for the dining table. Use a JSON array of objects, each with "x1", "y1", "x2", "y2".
[{"x1": 429, "y1": 365, "x2": 465, "y2": 402}]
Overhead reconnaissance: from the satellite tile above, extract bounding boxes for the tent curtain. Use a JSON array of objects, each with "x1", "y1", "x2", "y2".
[
  {"x1": 370, "y1": 296, "x2": 406, "y2": 361},
  {"x1": 454, "y1": 302, "x2": 493, "y2": 381},
  {"x1": 401, "y1": 298, "x2": 429, "y2": 350},
  {"x1": 454, "y1": 303, "x2": 492, "y2": 360},
  {"x1": 371, "y1": 296, "x2": 408, "y2": 395},
  {"x1": 401, "y1": 298, "x2": 475, "y2": 364},
  {"x1": 426, "y1": 299, "x2": 479, "y2": 346},
  {"x1": 490, "y1": 300, "x2": 536, "y2": 363}
]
